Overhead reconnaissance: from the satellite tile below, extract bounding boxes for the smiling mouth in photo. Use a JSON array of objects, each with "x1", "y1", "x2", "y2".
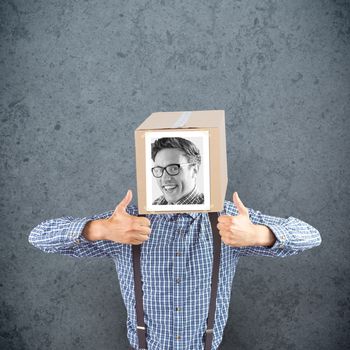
[{"x1": 163, "y1": 184, "x2": 177, "y2": 193}]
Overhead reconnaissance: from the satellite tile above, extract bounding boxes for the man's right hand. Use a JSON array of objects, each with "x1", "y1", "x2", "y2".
[
  {"x1": 104, "y1": 189, "x2": 151, "y2": 245},
  {"x1": 83, "y1": 190, "x2": 151, "y2": 245}
]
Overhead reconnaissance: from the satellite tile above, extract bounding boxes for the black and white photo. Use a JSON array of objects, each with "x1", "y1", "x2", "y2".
[{"x1": 145, "y1": 130, "x2": 210, "y2": 212}]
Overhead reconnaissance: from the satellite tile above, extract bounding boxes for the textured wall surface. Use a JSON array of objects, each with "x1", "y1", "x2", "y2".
[{"x1": 1, "y1": 0, "x2": 349, "y2": 349}]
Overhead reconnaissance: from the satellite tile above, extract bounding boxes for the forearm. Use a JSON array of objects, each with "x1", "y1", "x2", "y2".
[
  {"x1": 28, "y1": 211, "x2": 121, "y2": 258},
  {"x1": 242, "y1": 209, "x2": 322, "y2": 257}
]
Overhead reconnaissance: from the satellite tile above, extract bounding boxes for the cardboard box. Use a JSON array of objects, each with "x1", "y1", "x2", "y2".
[{"x1": 135, "y1": 110, "x2": 227, "y2": 214}]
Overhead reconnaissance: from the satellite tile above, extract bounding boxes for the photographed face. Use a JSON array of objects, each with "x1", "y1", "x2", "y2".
[{"x1": 153, "y1": 148, "x2": 198, "y2": 203}]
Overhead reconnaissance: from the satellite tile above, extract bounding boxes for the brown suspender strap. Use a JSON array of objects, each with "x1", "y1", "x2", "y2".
[
  {"x1": 132, "y1": 213, "x2": 148, "y2": 350},
  {"x1": 204, "y1": 212, "x2": 221, "y2": 350},
  {"x1": 132, "y1": 212, "x2": 221, "y2": 350}
]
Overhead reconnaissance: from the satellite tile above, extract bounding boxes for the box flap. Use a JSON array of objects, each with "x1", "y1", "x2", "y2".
[{"x1": 136, "y1": 110, "x2": 224, "y2": 130}]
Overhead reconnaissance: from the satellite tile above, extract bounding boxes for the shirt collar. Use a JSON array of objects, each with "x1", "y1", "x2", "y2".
[
  {"x1": 171, "y1": 184, "x2": 199, "y2": 205},
  {"x1": 149, "y1": 212, "x2": 202, "y2": 221}
]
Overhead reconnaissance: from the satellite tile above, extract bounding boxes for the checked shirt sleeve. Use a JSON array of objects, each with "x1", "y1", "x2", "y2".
[
  {"x1": 222, "y1": 200, "x2": 322, "y2": 258},
  {"x1": 28, "y1": 208, "x2": 128, "y2": 258}
]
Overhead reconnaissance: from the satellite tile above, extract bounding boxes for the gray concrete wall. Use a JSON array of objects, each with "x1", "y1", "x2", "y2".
[{"x1": 1, "y1": 0, "x2": 349, "y2": 349}]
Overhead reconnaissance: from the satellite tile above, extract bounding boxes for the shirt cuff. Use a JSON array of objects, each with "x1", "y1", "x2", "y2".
[
  {"x1": 67, "y1": 218, "x2": 93, "y2": 245},
  {"x1": 264, "y1": 224, "x2": 289, "y2": 250}
]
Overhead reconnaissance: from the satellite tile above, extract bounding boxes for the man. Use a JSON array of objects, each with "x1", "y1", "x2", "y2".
[
  {"x1": 28, "y1": 187, "x2": 321, "y2": 349},
  {"x1": 151, "y1": 137, "x2": 204, "y2": 205}
]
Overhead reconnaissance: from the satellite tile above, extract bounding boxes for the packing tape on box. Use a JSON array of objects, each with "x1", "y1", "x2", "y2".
[{"x1": 172, "y1": 111, "x2": 192, "y2": 128}]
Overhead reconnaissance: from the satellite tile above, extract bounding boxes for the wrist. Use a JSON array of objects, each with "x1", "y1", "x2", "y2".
[
  {"x1": 252, "y1": 224, "x2": 276, "y2": 247},
  {"x1": 83, "y1": 219, "x2": 109, "y2": 241}
]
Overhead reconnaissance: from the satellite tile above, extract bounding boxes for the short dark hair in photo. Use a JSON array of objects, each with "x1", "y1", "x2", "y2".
[{"x1": 151, "y1": 137, "x2": 201, "y2": 165}]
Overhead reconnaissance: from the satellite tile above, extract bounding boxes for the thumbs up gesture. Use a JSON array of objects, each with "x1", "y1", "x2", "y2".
[
  {"x1": 102, "y1": 190, "x2": 152, "y2": 245},
  {"x1": 217, "y1": 192, "x2": 257, "y2": 247}
]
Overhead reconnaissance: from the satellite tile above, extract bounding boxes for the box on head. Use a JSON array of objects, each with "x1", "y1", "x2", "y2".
[{"x1": 135, "y1": 110, "x2": 227, "y2": 214}]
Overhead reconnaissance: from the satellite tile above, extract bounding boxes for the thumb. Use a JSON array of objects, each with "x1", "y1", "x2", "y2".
[
  {"x1": 233, "y1": 192, "x2": 249, "y2": 216},
  {"x1": 114, "y1": 189, "x2": 132, "y2": 215}
]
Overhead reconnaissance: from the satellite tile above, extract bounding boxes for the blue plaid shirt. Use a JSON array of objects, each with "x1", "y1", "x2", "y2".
[{"x1": 28, "y1": 200, "x2": 321, "y2": 350}]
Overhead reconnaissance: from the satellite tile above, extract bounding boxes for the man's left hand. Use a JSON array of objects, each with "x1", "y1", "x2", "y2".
[{"x1": 217, "y1": 192, "x2": 258, "y2": 247}]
